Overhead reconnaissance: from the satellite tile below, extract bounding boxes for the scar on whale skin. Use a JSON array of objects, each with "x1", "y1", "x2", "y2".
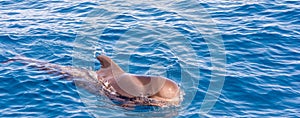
[{"x1": 3, "y1": 55, "x2": 182, "y2": 107}]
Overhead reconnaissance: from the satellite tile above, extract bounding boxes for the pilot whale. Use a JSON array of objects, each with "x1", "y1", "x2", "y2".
[{"x1": 3, "y1": 55, "x2": 181, "y2": 107}]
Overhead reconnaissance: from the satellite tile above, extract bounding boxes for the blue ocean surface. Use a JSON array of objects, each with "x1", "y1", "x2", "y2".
[{"x1": 0, "y1": 0, "x2": 299, "y2": 117}]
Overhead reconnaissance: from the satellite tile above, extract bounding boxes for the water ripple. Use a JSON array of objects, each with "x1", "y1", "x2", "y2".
[{"x1": 0, "y1": 0, "x2": 299, "y2": 117}]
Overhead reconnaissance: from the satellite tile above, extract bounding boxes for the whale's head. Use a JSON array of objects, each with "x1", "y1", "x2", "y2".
[{"x1": 95, "y1": 55, "x2": 181, "y2": 107}]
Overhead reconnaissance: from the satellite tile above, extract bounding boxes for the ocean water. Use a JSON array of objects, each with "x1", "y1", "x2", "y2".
[{"x1": 0, "y1": 0, "x2": 299, "y2": 117}]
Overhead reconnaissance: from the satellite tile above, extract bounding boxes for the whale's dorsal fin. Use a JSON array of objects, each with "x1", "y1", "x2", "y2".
[{"x1": 96, "y1": 55, "x2": 124, "y2": 73}]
